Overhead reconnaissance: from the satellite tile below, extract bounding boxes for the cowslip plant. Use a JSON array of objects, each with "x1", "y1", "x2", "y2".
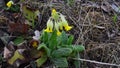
[
  {"x1": 5, "y1": 0, "x2": 20, "y2": 12},
  {"x1": 36, "y1": 9, "x2": 85, "y2": 67}
]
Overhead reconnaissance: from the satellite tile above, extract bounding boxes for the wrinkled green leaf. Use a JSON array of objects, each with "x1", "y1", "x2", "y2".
[
  {"x1": 52, "y1": 48, "x2": 72, "y2": 58},
  {"x1": 67, "y1": 35, "x2": 74, "y2": 45},
  {"x1": 37, "y1": 43, "x2": 50, "y2": 56},
  {"x1": 48, "y1": 31, "x2": 57, "y2": 50},
  {"x1": 71, "y1": 45, "x2": 85, "y2": 52},
  {"x1": 61, "y1": 31, "x2": 68, "y2": 45},
  {"x1": 8, "y1": 51, "x2": 24, "y2": 64},
  {"x1": 57, "y1": 31, "x2": 68, "y2": 46},
  {"x1": 52, "y1": 58, "x2": 68, "y2": 67},
  {"x1": 36, "y1": 56, "x2": 47, "y2": 67},
  {"x1": 13, "y1": 36, "x2": 24, "y2": 45}
]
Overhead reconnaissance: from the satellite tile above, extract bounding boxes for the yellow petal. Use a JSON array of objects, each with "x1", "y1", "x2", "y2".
[
  {"x1": 32, "y1": 41, "x2": 38, "y2": 48},
  {"x1": 49, "y1": 28, "x2": 53, "y2": 32},
  {"x1": 44, "y1": 28, "x2": 52, "y2": 32},
  {"x1": 6, "y1": 1, "x2": 14, "y2": 8},
  {"x1": 52, "y1": 8, "x2": 57, "y2": 14},
  {"x1": 57, "y1": 31, "x2": 61, "y2": 36},
  {"x1": 64, "y1": 25, "x2": 72, "y2": 31}
]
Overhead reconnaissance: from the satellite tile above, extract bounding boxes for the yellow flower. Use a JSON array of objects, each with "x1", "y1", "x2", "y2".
[
  {"x1": 55, "y1": 22, "x2": 61, "y2": 36},
  {"x1": 30, "y1": 40, "x2": 39, "y2": 48},
  {"x1": 60, "y1": 13, "x2": 72, "y2": 31},
  {"x1": 57, "y1": 30, "x2": 61, "y2": 36},
  {"x1": 6, "y1": 1, "x2": 14, "y2": 8},
  {"x1": 44, "y1": 28, "x2": 52, "y2": 32},
  {"x1": 32, "y1": 41, "x2": 38, "y2": 48},
  {"x1": 62, "y1": 21, "x2": 72, "y2": 31},
  {"x1": 64, "y1": 24, "x2": 72, "y2": 31},
  {"x1": 44, "y1": 18, "x2": 53, "y2": 32}
]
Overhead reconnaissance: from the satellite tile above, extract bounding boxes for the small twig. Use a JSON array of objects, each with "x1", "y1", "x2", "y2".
[
  {"x1": 73, "y1": 58, "x2": 120, "y2": 67},
  {"x1": 24, "y1": 64, "x2": 31, "y2": 68}
]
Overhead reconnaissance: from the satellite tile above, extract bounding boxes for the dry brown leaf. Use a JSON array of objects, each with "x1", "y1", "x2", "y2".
[
  {"x1": 3, "y1": 47, "x2": 12, "y2": 59},
  {"x1": 8, "y1": 23, "x2": 29, "y2": 33}
]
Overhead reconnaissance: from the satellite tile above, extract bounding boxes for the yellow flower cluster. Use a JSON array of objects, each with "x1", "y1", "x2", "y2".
[
  {"x1": 44, "y1": 18, "x2": 53, "y2": 32},
  {"x1": 6, "y1": 1, "x2": 14, "y2": 8},
  {"x1": 44, "y1": 9, "x2": 72, "y2": 36}
]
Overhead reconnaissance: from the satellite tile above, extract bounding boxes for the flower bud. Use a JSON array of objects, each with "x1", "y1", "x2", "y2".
[
  {"x1": 51, "y1": 9, "x2": 59, "y2": 21},
  {"x1": 6, "y1": 1, "x2": 14, "y2": 8}
]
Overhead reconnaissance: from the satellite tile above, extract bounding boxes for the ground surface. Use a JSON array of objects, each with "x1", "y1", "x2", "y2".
[{"x1": 0, "y1": 0, "x2": 120, "y2": 68}]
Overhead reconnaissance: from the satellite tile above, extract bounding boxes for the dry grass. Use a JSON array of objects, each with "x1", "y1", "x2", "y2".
[{"x1": 1, "y1": 0, "x2": 120, "y2": 68}]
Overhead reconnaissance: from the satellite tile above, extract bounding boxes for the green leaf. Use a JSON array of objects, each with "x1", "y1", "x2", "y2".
[
  {"x1": 48, "y1": 31, "x2": 57, "y2": 50},
  {"x1": 13, "y1": 36, "x2": 24, "y2": 45},
  {"x1": 40, "y1": 31, "x2": 48, "y2": 44},
  {"x1": 36, "y1": 56, "x2": 47, "y2": 67},
  {"x1": 8, "y1": 5, "x2": 20, "y2": 12},
  {"x1": 113, "y1": 14, "x2": 117, "y2": 23},
  {"x1": 67, "y1": 35, "x2": 74, "y2": 45},
  {"x1": 74, "y1": 52, "x2": 80, "y2": 68},
  {"x1": 8, "y1": 51, "x2": 24, "y2": 64},
  {"x1": 57, "y1": 31, "x2": 68, "y2": 46},
  {"x1": 71, "y1": 45, "x2": 85, "y2": 52},
  {"x1": 22, "y1": 5, "x2": 39, "y2": 28},
  {"x1": 52, "y1": 48, "x2": 72, "y2": 57},
  {"x1": 37, "y1": 43, "x2": 50, "y2": 56},
  {"x1": 52, "y1": 58, "x2": 68, "y2": 67},
  {"x1": 61, "y1": 31, "x2": 68, "y2": 45}
]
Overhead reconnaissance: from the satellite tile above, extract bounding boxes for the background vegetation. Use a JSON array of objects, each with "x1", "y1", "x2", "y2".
[{"x1": 0, "y1": 0, "x2": 120, "y2": 68}]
